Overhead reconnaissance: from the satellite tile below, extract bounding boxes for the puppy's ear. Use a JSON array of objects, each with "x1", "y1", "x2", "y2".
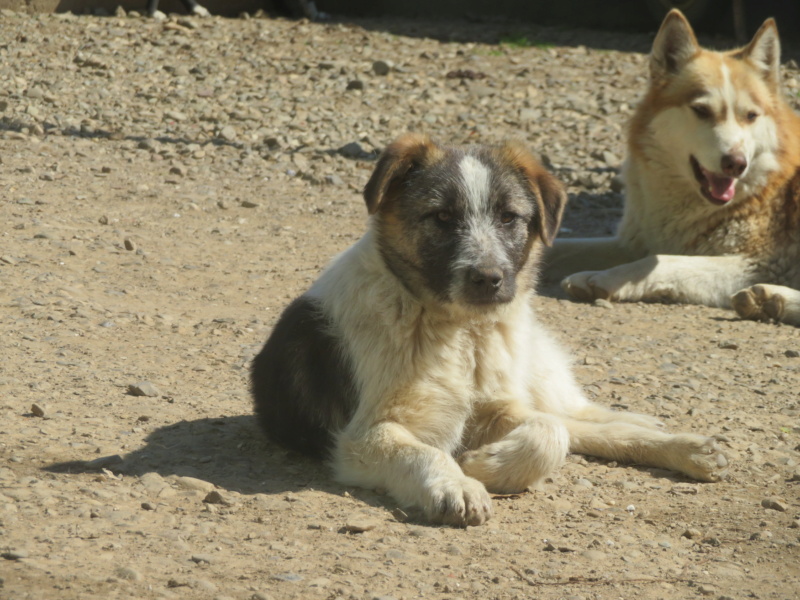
[
  {"x1": 650, "y1": 9, "x2": 699, "y2": 80},
  {"x1": 500, "y1": 140, "x2": 567, "y2": 246},
  {"x1": 364, "y1": 133, "x2": 438, "y2": 215},
  {"x1": 737, "y1": 18, "x2": 781, "y2": 91}
]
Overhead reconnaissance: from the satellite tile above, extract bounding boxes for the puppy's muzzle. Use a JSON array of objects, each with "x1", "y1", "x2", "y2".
[{"x1": 469, "y1": 265, "x2": 504, "y2": 291}]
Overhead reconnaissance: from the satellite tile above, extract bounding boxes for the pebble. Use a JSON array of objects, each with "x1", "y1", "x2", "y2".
[
  {"x1": 30, "y1": 403, "x2": 45, "y2": 417},
  {"x1": 191, "y1": 553, "x2": 214, "y2": 564},
  {"x1": 115, "y1": 566, "x2": 143, "y2": 581},
  {"x1": 593, "y1": 298, "x2": 613, "y2": 309},
  {"x1": 580, "y1": 549, "x2": 607, "y2": 561},
  {"x1": 681, "y1": 528, "x2": 702, "y2": 539},
  {"x1": 372, "y1": 60, "x2": 392, "y2": 75},
  {"x1": 203, "y1": 490, "x2": 233, "y2": 505},
  {"x1": 1, "y1": 549, "x2": 29, "y2": 560},
  {"x1": 219, "y1": 126, "x2": 236, "y2": 141},
  {"x1": 761, "y1": 497, "x2": 788, "y2": 512},
  {"x1": 172, "y1": 476, "x2": 215, "y2": 492},
  {"x1": 127, "y1": 381, "x2": 161, "y2": 397},
  {"x1": 342, "y1": 513, "x2": 381, "y2": 533},
  {"x1": 123, "y1": 238, "x2": 136, "y2": 251},
  {"x1": 270, "y1": 573, "x2": 303, "y2": 582}
]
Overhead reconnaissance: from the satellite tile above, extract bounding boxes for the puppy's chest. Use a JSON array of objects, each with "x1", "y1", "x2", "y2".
[{"x1": 405, "y1": 325, "x2": 520, "y2": 446}]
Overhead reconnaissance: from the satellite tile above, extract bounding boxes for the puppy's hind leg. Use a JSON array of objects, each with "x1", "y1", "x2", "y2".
[
  {"x1": 566, "y1": 419, "x2": 729, "y2": 482},
  {"x1": 458, "y1": 401, "x2": 570, "y2": 493}
]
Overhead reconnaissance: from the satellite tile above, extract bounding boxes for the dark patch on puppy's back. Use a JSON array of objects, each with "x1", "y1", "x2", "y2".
[{"x1": 251, "y1": 296, "x2": 356, "y2": 459}]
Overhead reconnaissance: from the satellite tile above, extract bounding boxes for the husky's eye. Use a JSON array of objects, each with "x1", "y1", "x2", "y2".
[
  {"x1": 690, "y1": 104, "x2": 712, "y2": 120},
  {"x1": 500, "y1": 212, "x2": 518, "y2": 225},
  {"x1": 745, "y1": 110, "x2": 759, "y2": 123}
]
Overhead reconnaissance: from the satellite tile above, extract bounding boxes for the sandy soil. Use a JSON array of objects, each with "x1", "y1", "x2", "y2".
[{"x1": 0, "y1": 10, "x2": 799, "y2": 600}]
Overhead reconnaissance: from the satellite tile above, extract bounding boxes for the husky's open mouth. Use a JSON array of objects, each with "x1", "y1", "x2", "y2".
[{"x1": 690, "y1": 155, "x2": 736, "y2": 205}]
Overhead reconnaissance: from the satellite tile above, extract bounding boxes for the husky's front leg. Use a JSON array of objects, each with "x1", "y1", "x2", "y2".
[
  {"x1": 732, "y1": 284, "x2": 800, "y2": 326},
  {"x1": 334, "y1": 421, "x2": 493, "y2": 526},
  {"x1": 562, "y1": 254, "x2": 754, "y2": 308},
  {"x1": 543, "y1": 237, "x2": 643, "y2": 282}
]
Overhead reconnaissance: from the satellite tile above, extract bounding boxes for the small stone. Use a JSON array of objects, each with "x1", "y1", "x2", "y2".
[
  {"x1": 30, "y1": 403, "x2": 45, "y2": 417},
  {"x1": 127, "y1": 381, "x2": 161, "y2": 397},
  {"x1": 346, "y1": 79, "x2": 364, "y2": 91},
  {"x1": 697, "y1": 584, "x2": 716, "y2": 596},
  {"x1": 681, "y1": 528, "x2": 702, "y2": 539},
  {"x1": 342, "y1": 513, "x2": 381, "y2": 533},
  {"x1": 718, "y1": 341, "x2": 739, "y2": 350},
  {"x1": 445, "y1": 543, "x2": 465, "y2": 556},
  {"x1": 789, "y1": 520, "x2": 800, "y2": 529},
  {"x1": 581, "y1": 549, "x2": 606, "y2": 561},
  {"x1": 123, "y1": 238, "x2": 136, "y2": 251},
  {"x1": 203, "y1": 490, "x2": 233, "y2": 505},
  {"x1": 141, "y1": 501, "x2": 157, "y2": 511},
  {"x1": 785, "y1": 349, "x2": 800, "y2": 358},
  {"x1": 325, "y1": 174, "x2": 344, "y2": 186},
  {"x1": 219, "y1": 126, "x2": 236, "y2": 141},
  {"x1": 1, "y1": 549, "x2": 29, "y2": 560},
  {"x1": 173, "y1": 476, "x2": 215, "y2": 492},
  {"x1": 593, "y1": 298, "x2": 613, "y2": 309},
  {"x1": 761, "y1": 497, "x2": 788, "y2": 512},
  {"x1": 372, "y1": 60, "x2": 391, "y2": 75},
  {"x1": 191, "y1": 553, "x2": 214, "y2": 564},
  {"x1": 240, "y1": 200, "x2": 259, "y2": 208},
  {"x1": 0, "y1": 255, "x2": 16, "y2": 265},
  {"x1": 270, "y1": 573, "x2": 303, "y2": 582},
  {"x1": 339, "y1": 141, "x2": 367, "y2": 158},
  {"x1": 115, "y1": 566, "x2": 143, "y2": 581}
]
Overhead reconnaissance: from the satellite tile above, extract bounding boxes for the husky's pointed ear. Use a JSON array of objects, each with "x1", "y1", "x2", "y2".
[
  {"x1": 500, "y1": 140, "x2": 567, "y2": 246},
  {"x1": 738, "y1": 18, "x2": 781, "y2": 91},
  {"x1": 363, "y1": 133, "x2": 439, "y2": 215},
  {"x1": 650, "y1": 9, "x2": 700, "y2": 79}
]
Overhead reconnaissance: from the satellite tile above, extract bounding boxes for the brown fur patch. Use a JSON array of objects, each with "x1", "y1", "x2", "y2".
[
  {"x1": 363, "y1": 133, "x2": 444, "y2": 214},
  {"x1": 496, "y1": 140, "x2": 567, "y2": 246}
]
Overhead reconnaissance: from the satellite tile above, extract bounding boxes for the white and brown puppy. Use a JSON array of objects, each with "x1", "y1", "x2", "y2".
[{"x1": 251, "y1": 134, "x2": 728, "y2": 526}]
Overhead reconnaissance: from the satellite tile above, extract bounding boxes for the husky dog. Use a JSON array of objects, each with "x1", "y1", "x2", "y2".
[
  {"x1": 251, "y1": 134, "x2": 728, "y2": 526},
  {"x1": 546, "y1": 10, "x2": 800, "y2": 326}
]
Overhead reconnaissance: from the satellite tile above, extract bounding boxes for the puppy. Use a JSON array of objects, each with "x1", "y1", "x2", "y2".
[{"x1": 251, "y1": 134, "x2": 728, "y2": 526}]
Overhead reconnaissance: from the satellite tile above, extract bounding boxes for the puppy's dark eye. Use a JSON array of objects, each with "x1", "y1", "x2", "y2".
[
  {"x1": 691, "y1": 104, "x2": 712, "y2": 120},
  {"x1": 500, "y1": 212, "x2": 517, "y2": 225},
  {"x1": 745, "y1": 110, "x2": 759, "y2": 123},
  {"x1": 436, "y1": 211, "x2": 453, "y2": 223}
]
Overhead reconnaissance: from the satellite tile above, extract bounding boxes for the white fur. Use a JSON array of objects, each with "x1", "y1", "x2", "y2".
[
  {"x1": 545, "y1": 13, "x2": 800, "y2": 327},
  {"x1": 309, "y1": 221, "x2": 727, "y2": 525}
]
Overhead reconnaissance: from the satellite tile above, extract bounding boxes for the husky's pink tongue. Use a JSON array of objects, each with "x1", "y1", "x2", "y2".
[{"x1": 702, "y1": 169, "x2": 736, "y2": 202}]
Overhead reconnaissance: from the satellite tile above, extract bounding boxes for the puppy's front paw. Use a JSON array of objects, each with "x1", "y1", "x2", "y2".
[
  {"x1": 425, "y1": 477, "x2": 492, "y2": 527},
  {"x1": 672, "y1": 434, "x2": 729, "y2": 482},
  {"x1": 192, "y1": 5, "x2": 211, "y2": 16},
  {"x1": 561, "y1": 271, "x2": 611, "y2": 302},
  {"x1": 732, "y1": 284, "x2": 786, "y2": 322}
]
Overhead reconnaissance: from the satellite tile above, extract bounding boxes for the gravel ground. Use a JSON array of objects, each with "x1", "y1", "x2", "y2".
[{"x1": 1, "y1": 10, "x2": 799, "y2": 600}]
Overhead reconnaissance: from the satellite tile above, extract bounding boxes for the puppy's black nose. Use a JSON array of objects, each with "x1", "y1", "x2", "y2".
[
  {"x1": 721, "y1": 152, "x2": 747, "y2": 177},
  {"x1": 469, "y1": 266, "x2": 503, "y2": 290}
]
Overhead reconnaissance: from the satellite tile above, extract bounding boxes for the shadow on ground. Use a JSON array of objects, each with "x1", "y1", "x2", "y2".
[{"x1": 45, "y1": 415, "x2": 342, "y2": 495}]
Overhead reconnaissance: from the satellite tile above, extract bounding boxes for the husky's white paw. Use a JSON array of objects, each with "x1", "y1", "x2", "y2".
[
  {"x1": 149, "y1": 9, "x2": 167, "y2": 20},
  {"x1": 561, "y1": 271, "x2": 612, "y2": 302},
  {"x1": 192, "y1": 5, "x2": 211, "y2": 17},
  {"x1": 732, "y1": 284, "x2": 786, "y2": 322},
  {"x1": 672, "y1": 434, "x2": 729, "y2": 482},
  {"x1": 424, "y1": 476, "x2": 492, "y2": 526}
]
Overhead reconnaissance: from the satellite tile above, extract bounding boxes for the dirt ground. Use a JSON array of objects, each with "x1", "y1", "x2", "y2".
[{"x1": 1, "y1": 9, "x2": 799, "y2": 600}]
